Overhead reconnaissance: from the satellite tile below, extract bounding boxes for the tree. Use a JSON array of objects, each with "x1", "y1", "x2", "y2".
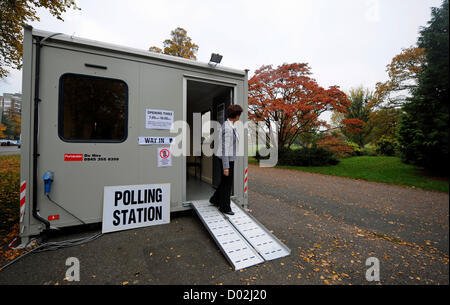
[
  {"x1": 296, "y1": 126, "x2": 323, "y2": 148},
  {"x1": 374, "y1": 46, "x2": 426, "y2": 109},
  {"x1": 366, "y1": 107, "x2": 402, "y2": 144},
  {"x1": 341, "y1": 87, "x2": 375, "y2": 147},
  {"x1": 8, "y1": 107, "x2": 21, "y2": 138},
  {"x1": 362, "y1": 47, "x2": 424, "y2": 146},
  {"x1": 149, "y1": 27, "x2": 199, "y2": 60},
  {"x1": 248, "y1": 63, "x2": 358, "y2": 149},
  {"x1": 0, "y1": 123, "x2": 6, "y2": 138},
  {"x1": 331, "y1": 87, "x2": 374, "y2": 147},
  {"x1": 0, "y1": 0, "x2": 79, "y2": 78},
  {"x1": 1, "y1": 103, "x2": 21, "y2": 139},
  {"x1": 148, "y1": 46, "x2": 162, "y2": 54},
  {"x1": 398, "y1": 0, "x2": 449, "y2": 174}
]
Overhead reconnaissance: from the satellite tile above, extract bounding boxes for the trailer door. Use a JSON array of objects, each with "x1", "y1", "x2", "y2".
[{"x1": 212, "y1": 89, "x2": 233, "y2": 187}]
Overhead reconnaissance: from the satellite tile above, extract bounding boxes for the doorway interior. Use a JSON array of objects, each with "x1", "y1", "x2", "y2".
[{"x1": 185, "y1": 79, "x2": 234, "y2": 201}]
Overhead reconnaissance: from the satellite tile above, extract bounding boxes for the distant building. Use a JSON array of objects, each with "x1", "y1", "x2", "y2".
[
  {"x1": 1, "y1": 93, "x2": 22, "y2": 125},
  {"x1": 1, "y1": 93, "x2": 22, "y2": 113}
]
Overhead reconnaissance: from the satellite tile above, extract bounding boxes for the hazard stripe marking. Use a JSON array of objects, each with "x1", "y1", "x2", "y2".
[
  {"x1": 20, "y1": 181, "x2": 26, "y2": 222},
  {"x1": 244, "y1": 167, "x2": 248, "y2": 194},
  {"x1": 20, "y1": 182, "x2": 27, "y2": 193}
]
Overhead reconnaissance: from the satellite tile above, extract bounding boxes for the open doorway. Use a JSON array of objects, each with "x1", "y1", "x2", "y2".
[{"x1": 186, "y1": 79, "x2": 234, "y2": 201}]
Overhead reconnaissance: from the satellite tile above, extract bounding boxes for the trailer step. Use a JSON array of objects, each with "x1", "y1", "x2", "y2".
[{"x1": 191, "y1": 200, "x2": 290, "y2": 270}]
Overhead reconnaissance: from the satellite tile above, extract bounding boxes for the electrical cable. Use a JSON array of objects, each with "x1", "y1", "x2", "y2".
[
  {"x1": 34, "y1": 232, "x2": 103, "y2": 252},
  {"x1": 0, "y1": 243, "x2": 45, "y2": 271},
  {"x1": 0, "y1": 232, "x2": 103, "y2": 271}
]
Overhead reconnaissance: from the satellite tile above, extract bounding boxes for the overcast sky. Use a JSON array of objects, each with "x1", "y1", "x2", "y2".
[{"x1": 0, "y1": 0, "x2": 442, "y2": 102}]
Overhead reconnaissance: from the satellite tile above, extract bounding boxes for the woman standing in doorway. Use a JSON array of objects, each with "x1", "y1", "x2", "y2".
[{"x1": 209, "y1": 104, "x2": 243, "y2": 215}]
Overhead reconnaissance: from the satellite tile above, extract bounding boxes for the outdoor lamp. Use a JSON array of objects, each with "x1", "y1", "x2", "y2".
[{"x1": 208, "y1": 53, "x2": 223, "y2": 67}]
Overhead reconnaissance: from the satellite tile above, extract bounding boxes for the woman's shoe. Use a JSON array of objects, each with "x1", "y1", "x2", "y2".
[
  {"x1": 223, "y1": 210, "x2": 235, "y2": 216},
  {"x1": 209, "y1": 197, "x2": 218, "y2": 206}
]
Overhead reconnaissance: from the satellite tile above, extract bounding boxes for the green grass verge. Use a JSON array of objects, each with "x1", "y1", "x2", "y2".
[
  {"x1": 250, "y1": 156, "x2": 449, "y2": 193},
  {"x1": 0, "y1": 154, "x2": 20, "y2": 238}
]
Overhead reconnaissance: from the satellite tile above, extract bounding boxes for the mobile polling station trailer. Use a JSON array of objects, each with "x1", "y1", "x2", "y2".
[{"x1": 19, "y1": 26, "x2": 289, "y2": 270}]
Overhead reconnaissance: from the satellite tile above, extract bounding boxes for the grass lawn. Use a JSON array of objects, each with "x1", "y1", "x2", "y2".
[
  {"x1": 250, "y1": 156, "x2": 449, "y2": 193},
  {"x1": 0, "y1": 154, "x2": 20, "y2": 239}
]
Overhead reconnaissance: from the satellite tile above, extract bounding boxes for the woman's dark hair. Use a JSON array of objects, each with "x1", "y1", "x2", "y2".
[{"x1": 226, "y1": 104, "x2": 243, "y2": 119}]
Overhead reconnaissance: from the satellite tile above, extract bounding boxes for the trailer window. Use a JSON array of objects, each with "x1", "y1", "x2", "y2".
[{"x1": 59, "y1": 74, "x2": 128, "y2": 142}]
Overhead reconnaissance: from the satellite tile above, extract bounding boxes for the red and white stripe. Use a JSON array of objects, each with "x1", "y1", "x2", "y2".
[
  {"x1": 244, "y1": 167, "x2": 248, "y2": 194},
  {"x1": 20, "y1": 181, "x2": 26, "y2": 223},
  {"x1": 8, "y1": 237, "x2": 18, "y2": 250}
]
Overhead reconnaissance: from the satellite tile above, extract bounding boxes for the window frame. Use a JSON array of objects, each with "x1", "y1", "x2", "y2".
[{"x1": 58, "y1": 73, "x2": 129, "y2": 143}]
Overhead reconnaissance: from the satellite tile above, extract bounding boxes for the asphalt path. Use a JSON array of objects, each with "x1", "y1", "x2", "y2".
[
  {"x1": 0, "y1": 164, "x2": 448, "y2": 285},
  {"x1": 0, "y1": 146, "x2": 20, "y2": 156}
]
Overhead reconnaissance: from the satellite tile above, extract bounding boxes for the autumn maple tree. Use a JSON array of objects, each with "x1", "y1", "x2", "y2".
[
  {"x1": 149, "y1": 27, "x2": 199, "y2": 60},
  {"x1": 0, "y1": 0, "x2": 79, "y2": 78},
  {"x1": 248, "y1": 63, "x2": 362, "y2": 149},
  {"x1": 373, "y1": 46, "x2": 426, "y2": 109}
]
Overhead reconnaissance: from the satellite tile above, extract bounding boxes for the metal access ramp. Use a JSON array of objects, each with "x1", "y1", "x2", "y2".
[{"x1": 192, "y1": 200, "x2": 290, "y2": 270}]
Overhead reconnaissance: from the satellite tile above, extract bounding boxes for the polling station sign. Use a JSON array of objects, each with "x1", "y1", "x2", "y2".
[{"x1": 102, "y1": 184, "x2": 170, "y2": 233}]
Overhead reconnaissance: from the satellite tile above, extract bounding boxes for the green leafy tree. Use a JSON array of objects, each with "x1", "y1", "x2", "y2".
[
  {"x1": 0, "y1": 0, "x2": 80, "y2": 78},
  {"x1": 336, "y1": 87, "x2": 374, "y2": 148},
  {"x1": 149, "y1": 27, "x2": 199, "y2": 60},
  {"x1": 366, "y1": 108, "x2": 402, "y2": 144},
  {"x1": 398, "y1": 0, "x2": 449, "y2": 174}
]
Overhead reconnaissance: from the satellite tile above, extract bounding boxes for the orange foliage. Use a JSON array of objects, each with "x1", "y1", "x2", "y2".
[
  {"x1": 317, "y1": 135, "x2": 354, "y2": 158},
  {"x1": 248, "y1": 63, "x2": 352, "y2": 148},
  {"x1": 341, "y1": 118, "x2": 365, "y2": 134},
  {"x1": 374, "y1": 47, "x2": 426, "y2": 108},
  {"x1": 0, "y1": 123, "x2": 6, "y2": 138},
  {"x1": 149, "y1": 27, "x2": 199, "y2": 60}
]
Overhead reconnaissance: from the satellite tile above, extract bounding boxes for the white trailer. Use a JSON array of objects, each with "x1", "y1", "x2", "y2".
[{"x1": 19, "y1": 26, "x2": 289, "y2": 270}]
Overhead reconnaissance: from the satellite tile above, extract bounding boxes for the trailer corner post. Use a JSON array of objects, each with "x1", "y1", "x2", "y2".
[{"x1": 32, "y1": 35, "x2": 51, "y2": 230}]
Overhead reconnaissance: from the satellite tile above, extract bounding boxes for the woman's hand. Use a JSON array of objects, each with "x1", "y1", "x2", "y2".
[{"x1": 224, "y1": 169, "x2": 229, "y2": 176}]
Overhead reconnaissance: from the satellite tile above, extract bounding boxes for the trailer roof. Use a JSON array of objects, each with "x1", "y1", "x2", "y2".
[{"x1": 30, "y1": 27, "x2": 247, "y2": 77}]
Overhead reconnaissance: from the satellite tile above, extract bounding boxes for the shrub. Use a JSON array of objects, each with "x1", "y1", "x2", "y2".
[
  {"x1": 362, "y1": 149, "x2": 378, "y2": 156},
  {"x1": 277, "y1": 146, "x2": 339, "y2": 167},
  {"x1": 375, "y1": 136, "x2": 398, "y2": 156},
  {"x1": 316, "y1": 135, "x2": 354, "y2": 158},
  {"x1": 346, "y1": 141, "x2": 364, "y2": 156}
]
